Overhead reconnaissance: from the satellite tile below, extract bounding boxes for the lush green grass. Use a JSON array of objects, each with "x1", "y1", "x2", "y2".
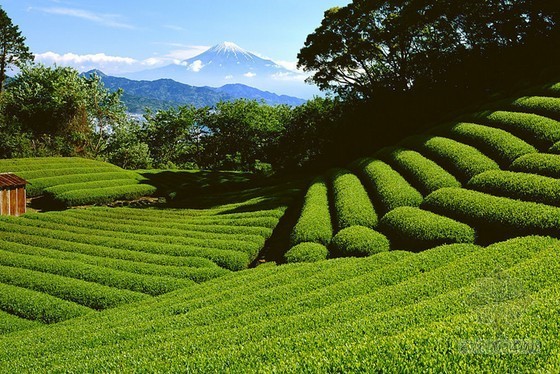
[
  {"x1": 379, "y1": 206, "x2": 476, "y2": 251},
  {"x1": 0, "y1": 236, "x2": 557, "y2": 371},
  {"x1": 0, "y1": 157, "x2": 156, "y2": 205},
  {"x1": 468, "y1": 170, "x2": 560, "y2": 207}
]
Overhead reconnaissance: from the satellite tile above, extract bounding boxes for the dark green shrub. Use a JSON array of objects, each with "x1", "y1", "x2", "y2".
[
  {"x1": 379, "y1": 207, "x2": 476, "y2": 251},
  {"x1": 422, "y1": 187, "x2": 560, "y2": 240},
  {"x1": 467, "y1": 170, "x2": 560, "y2": 207},
  {"x1": 329, "y1": 168, "x2": 377, "y2": 230},
  {"x1": 53, "y1": 184, "x2": 157, "y2": 206},
  {"x1": 445, "y1": 122, "x2": 537, "y2": 167},
  {"x1": 331, "y1": 226, "x2": 390, "y2": 257},
  {"x1": 511, "y1": 96, "x2": 560, "y2": 121},
  {"x1": 549, "y1": 141, "x2": 560, "y2": 154},
  {"x1": 284, "y1": 242, "x2": 329, "y2": 263},
  {"x1": 353, "y1": 158, "x2": 423, "y2": 215},
  {"x1": 376, "y1": 147, "x2": 461, "y2": 195},
  {"x1": 510, "y1": 153, "x2": 560, "y2": 178},
  {"x1": 480, "y1": 110, "x2": 560, "y2": 150},
  {"x1": 414, "y1": 136, "x2": 500, "y2": 183},
  {"x1": 290, "y1": 177, "x2": 333, "y2": 246}
]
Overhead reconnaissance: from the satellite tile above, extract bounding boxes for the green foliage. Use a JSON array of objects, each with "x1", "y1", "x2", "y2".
[
  {"x1": 329, "y1": 168, "x2": 377, "y2": 230},
  {"x1": 480, "y1": 110, "x2": 560, "y2": 150},
  {"x1": 511, "y1": 96, "x2": 560, "y2": 121},
  {"x1": 379, "y1": 207, "x2": 476, "y2": 251},
  {"x1": 550, "y1": 141, "x2": 560, "y2": 154},
  {"x1": 290, "y1": 177, "x2": 333, "y2": 246},
  {"x1": 375, "y1": 147, "x2": 461, "y2": 195},
  {"x1": 330, "y1": 226, "x2": 389, "y2": 257},
  {"x1": 353, "y1": 158, "x2": 423, "y2": 215},
  {"x1": 284, "y1": 242, "x2": 328, "y2": 263},
  {"x1": 468, "y1": 170, "x2": 560, "y2": 207},
  {"x1": 445, "y1": 122, "x2": 537, "y2": 167},
  {"x1": 510, "y1": 153, "x2": 560, "y2": 178},
  {"x1": 0, "y1": 7, "x2": 34, "y2": 90},
  {"x1": 422, "y1": 188, "x2": 560, "y2": 238},
  {"x1": 411, "y1": 136, "x2": 500, "y2": 183},
  {"x1": 52, "y1": 184, "x2": 156, "y2": 206},
  {"x1": 0, "y1": 310, "x2": 39, "y2": 335}
]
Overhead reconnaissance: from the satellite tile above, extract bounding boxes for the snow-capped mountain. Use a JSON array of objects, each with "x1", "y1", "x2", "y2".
[{"x1": 124, "y1": 42, "x2": 319, "y2": 98}]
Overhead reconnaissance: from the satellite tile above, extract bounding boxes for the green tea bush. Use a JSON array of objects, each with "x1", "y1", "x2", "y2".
[
  {"x1": 17, "y1": 166, "x2": 121, "y2": 180},
  {"x1": 284, "y1": 242, "x2": 329, "y2": 263},
  {"x1": 480, "y1": 110, "x2": 560, "y2": 150},
  {"x1": 44, "y1": 179, "x2": 139, "y2": 195},
  {"x1": 0, "y1": 310, "x2": 39, "y2": 335},
  {"x1": 27, "y1": 171, "x2": 140, "y2": 196},
  {"x1": 550, "y1": 141, "x2": 560, "y2": 153},
  {"x1": 0, "y1": 265, "x2": 149, "y2": 310},
  {"x1": 330, "y1": 226, "x2": 390, "y2": 257},
  {"x1": 376, "y1": 147, "x2": 461, "y2": 195},
  {"x1": 329, "y1": 168, "x2": 377, "y2": 230},
  {"x1": 353, "y1": 158, "x2": 423, "y2": 215},
  {"x1": 0, "y1": 282, "x2": 91, "y2": 323},
  {"x1": 467, "y1": 170, "x2": 560, "y2": 207},
  {"x1": 422, "y1": 187, "x2": 560, "y2": 238},
  {"x1": 510, "y1": 153, "x2": 560, "y2": 178},
  {"x1": 446, "y1": 122, "x2": 537, "y2": 167},
  {"x1": 415, "y1": 136, "x2": 500, "y2": 183},
  {"x1": 511, "y1": 96, "x2": 560, "y2": 121},
  {"x1": 379, "y1": 207, "x2": 476, "y2": 251},
  {"x1": 290, "y1": 177, "x2": 333, "y2": 246},
  {"x1": 53, "y1": 184, "x2": 157, "y2": 206}
]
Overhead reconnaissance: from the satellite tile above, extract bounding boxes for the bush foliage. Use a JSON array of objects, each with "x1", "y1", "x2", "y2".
[
  {"x1": 285, "y1": 242, "x2": 329, "y2": 263},
  {"x1": 330, "y1": 226, "x2": 390, "y2": 257}
]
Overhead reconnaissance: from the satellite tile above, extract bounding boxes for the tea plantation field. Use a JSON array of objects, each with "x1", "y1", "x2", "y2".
[{"x1": 1, "y1": 82, "x2": 560, "y2": 371}]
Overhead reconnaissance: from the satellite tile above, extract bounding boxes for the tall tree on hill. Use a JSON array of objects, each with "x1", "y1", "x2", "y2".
[{"x1": 0, "y1": 7, "x2": 33, "y2": 92}]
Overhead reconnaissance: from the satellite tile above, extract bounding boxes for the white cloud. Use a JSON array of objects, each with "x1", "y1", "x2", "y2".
[
  {"x1": 275, "y1": 60, "x2": 300, "y2": 72},
  {"x1": 188, "y1": 60, "x2": 204, "y2": 72},
  {"x1": 225, "y1": 75, "x2": 234, "y2": 80},
  {"x1": 271, "y1": 71, "x2": 309, "y2": 82},
  {"x1": 35, "y1": 7, "x2": 135, "y2": 29},
  {"x1": 36, "y1": 51, "x2": 137, "y2": 65},
  {"x1": 244, "y1": 72, "x2": 256, "y2": 78}
]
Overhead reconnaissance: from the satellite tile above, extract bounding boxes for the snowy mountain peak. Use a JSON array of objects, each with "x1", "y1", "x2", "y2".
[{"x1": 210, "y1": 41, "x2": 248, "y2": 54}]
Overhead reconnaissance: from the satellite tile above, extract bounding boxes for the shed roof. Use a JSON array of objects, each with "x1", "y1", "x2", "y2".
[{"x1": 0, "y1": 173, "x2": 27, "y2": 188}]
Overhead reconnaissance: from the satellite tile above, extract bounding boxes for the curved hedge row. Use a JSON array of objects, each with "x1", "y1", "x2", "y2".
[
  {"x1": 330, "y1": 226, "x2": 390, "y2": 257},
  {"x1": 446, "y1": 122, "x2": 537, "y2": 167},
  {"x1": 422, "y1": 187, "x2": 560, "y2": 238},
  {"x1": 284, "y1": 243, "x2": 329, "y2": 263},
  {"x1": 329, "y1": 168, "x2": 377, "y2": 230},
  {"x1": 0, "y1": 282, "x2": 91, "y2": 324},
  {"x1": 510, "y1": 153, "x2": 560, "y2": 178},
  {"x1": 0, "y1": 310, "x2": 39, "y2": 335},
  {"x1": 44, "y1": 179, "x2": 140, "y2": 195},
  {"x1": 354, "y1": 158, "x2": 423, "y2": 215},
  {"x1": 550, "y1": 141, "x2": 560, "y2": 154},
  {"x1": 290, "y1": 178, "x2": 333, "y2": 246},
  {"x1": 415, "y1": 136, "x2": 500, "y2": 183},
  {"x1": 511, "y1": 96, "x2": 560, "y2": 121},
  {"x1": 26, "y1": 172, "x2": 141, "y2": 197},
  {"x1": 376, "y1": 147, "x2": 461, "y2": 195},
  {"x1": 480, "y1": 110, "x2": 560, "y2": 150},
  {"x1": 467, "y1": 170, "x2": 560, "y2": 207},
  {"x1": 53, "y1": 184, "x2": 157, "y2": 206},
  {"x1": 379, "y1": 207, "x2": 476, "y2": 251},
  {"x1": 17, "y1": 166, "x2": 122, "y2": 180}
]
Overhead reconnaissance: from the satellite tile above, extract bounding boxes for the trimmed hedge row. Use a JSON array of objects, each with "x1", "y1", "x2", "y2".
[
  {"x1": 0, "y1": 247, "x2": 194, "y2": 296},
  {"x1": 467, "y1": 170, "x2": 560, "y2": 207},
  {"x1": 422, "y1": 187, "x2": 560, "y2": 238},
  {"x1": 330, "y1": 226, "x2": 390, "y2": 257},
  {"x1": 510, "y1": 153, "x2": 560, "y2": 178},
  {"x1": 0, "y1": 219, "x2": 250, "y2": 271},
  {"x1": 0, "y1": 282, "x2": 91, "y2": 323},
  {"x1": 413, "y1": 136, "x2": 500, "y2": 183},
  {"x1": 511, "y1": 96, "x2": 560, "y2": 121},
  {"x1": 376, "y1": 147, "x2": 461, "y2": 195},
  {"x1": 379, "y1": 207, "x2": 476, "y2": 251},
  {"x1": 0, "y1": 310, "x2": 40, "y2": 335},
  {"x1": 16, "y1": 166, "x2": 122, "y2": 180},
  {"x1": 290, "y1": 177, "x2": 333, "y2": 246},
  {"x1": 0, "y1": 238, "x2": 229, "y2": 283},
  {"x1": 329, "y1": 168, "x2": 377, "y2": 230},
  {"x1": 44, "y1": 179, "x2": 140, "y2": 195},
  {"x1": 284, "y1": 243, "x2": 329, "y2": 263},
  {"x1": 353, "y1": 158, "x2": 423, "y2": 215},
  {"x1": 480, "y1": 110, "x2": 560, "y2": 150},
  {"x1": 550, "y1": 141, "x2": 560, "y2": 154},
  {"x1": 0, "y1": 265, "x2": 149, "y2": 310},
  {"x1": 445, "y1": 122, "x2": 537, "y2": 167},
  {"x1": 53, "y1": 184, "x2": 157, "y2": 206}
]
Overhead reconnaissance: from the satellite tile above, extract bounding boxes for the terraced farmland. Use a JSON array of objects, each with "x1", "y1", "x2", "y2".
[
  {"x1": 0, "y1": 157, "x2": 156, "y2": 206},
  {"x1": 2, "y1": 84, "x2": 560, "y2": 371}
]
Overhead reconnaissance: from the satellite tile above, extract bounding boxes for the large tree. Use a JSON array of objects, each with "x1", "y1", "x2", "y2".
[
  {"x1": 0, "y1": 7, "x2": 33, "y2": 92},
  {"x1": 298, "y1": 0, "x2": 560, "y2": 99}
]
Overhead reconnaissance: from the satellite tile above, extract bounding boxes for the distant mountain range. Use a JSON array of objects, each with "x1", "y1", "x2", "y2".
[
  {"x1": 83, "y1": 70, "x2": 306, "y2": 113},
  {"x1": 122, "y1": 42, "x2": 319, "y2": 99}
]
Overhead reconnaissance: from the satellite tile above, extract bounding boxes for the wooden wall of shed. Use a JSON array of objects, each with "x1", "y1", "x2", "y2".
[{"x1": 0, "y1": 187, "x2": 26, "y2": 216}]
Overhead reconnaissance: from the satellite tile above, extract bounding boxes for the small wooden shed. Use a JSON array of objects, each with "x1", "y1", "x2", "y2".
[{"x1": 0, "y1": 173, "x2": 27, "y2": 216}]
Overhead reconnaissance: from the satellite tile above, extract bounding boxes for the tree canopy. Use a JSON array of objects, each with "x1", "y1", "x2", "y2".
[{"x1": 0, "y1": 7, "x2": 33, "y2": 91}]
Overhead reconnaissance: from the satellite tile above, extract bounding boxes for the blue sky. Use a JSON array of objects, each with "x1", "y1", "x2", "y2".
[{"x1": 2, "y1": 0, "x2": 350, "y2": 75}]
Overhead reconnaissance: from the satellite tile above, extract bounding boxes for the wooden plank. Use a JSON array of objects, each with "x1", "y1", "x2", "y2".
[
  {"x1": 17, "y1": 187, "x2": 26, "y2": 215},
  {"x1": 1, "y1": 189, "x2": 8, "y2": 216},
  {"x1": 9, "y1": 188, "x2": 17, "y2": 216}
]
